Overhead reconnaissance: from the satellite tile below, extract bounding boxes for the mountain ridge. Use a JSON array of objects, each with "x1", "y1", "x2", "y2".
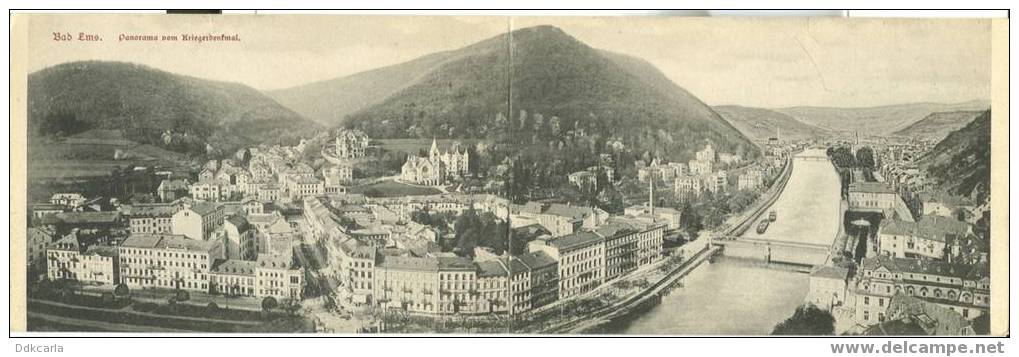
[{"x1": 28, "y1": 60, "x2": 320, "y2": 155}]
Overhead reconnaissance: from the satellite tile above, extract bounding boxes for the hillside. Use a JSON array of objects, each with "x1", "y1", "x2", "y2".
[
  {"x1": 336, "y1": 25, "x2": 755, "y2": 162},
  {"x1": 714, "y1": 105, "x2": 829, "y2": 142},
  {"x1": 268, "y1": 52, "x2": 457, "y2": 126},
  {"x1": 920, "y1": 110, "x2": 991, "y2": 202},
  {"x1": 775, "y1": 101, "x2": 990, "y2": 136},
  {"x1": 28, "y1": 61, "x2": 321, "y2": 156},
  {"x1": 893, "y1": 110, "x2": 985, "y2": 141}
]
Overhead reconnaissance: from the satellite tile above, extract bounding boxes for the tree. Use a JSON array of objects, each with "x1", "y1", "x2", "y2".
[
  {"x1": 114, "y1": 283, "x2": 130, "y2": 298},
  {"x1": 262, "y1": 296, "x2": 279, "y2": 312},
  {"x1": 772, "y1": 304, "x2": 835, "y2": 335},
  {"x1": 856, "y1": 146, "x2": 875, "y2": 169}
]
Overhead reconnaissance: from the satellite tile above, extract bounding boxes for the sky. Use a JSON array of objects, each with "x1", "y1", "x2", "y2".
[{"x1": 22, "y1": 14, "x2": 992, "y2": 108}]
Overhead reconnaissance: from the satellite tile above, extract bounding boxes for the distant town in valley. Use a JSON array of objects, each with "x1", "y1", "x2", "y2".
[{"x1": 23, "y1": 24, "x2": 993, "y2": 335}]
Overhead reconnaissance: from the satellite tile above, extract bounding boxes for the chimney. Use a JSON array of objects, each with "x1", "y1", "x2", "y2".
[{"x1": 649, "y1": 178, "x2": 655, "y2": 220}]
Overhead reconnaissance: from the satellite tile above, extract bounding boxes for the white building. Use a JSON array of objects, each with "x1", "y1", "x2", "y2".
[
  {"x1": 118, "y1": 233, "x2": 223, "y2": 292},
  {"x1": 47, "y1": 231, "x2": 118, "y2": 286},
  {"x1": 171, "y1": 201, "x2": 225, "y2": 241}
]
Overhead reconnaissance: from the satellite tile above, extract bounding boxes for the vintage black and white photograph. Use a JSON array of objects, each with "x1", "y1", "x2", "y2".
[{"x1": 10, "y1": 13, "x2": 1007, "y2": 336}]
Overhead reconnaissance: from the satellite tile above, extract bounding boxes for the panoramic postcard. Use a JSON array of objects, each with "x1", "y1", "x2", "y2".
[{"x1": 10, "y1": 14, "x2": 1007, "y2": 335}]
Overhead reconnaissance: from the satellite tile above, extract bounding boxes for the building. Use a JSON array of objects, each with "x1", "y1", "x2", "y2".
[
  {"x1": 567, "y1": 171, "x2": 597, "y2": 192},
  {"x1": 254, "y1": 254, "x2": 304, "y2": 300},
  {"x1": 157, "y1": 179, "x2": 189, "y2": 202},
  {"x1": 224, "y1": 215, "x2": 256, "y2": 260},
  {"x1": 118, "y1": 233, "x2": 223, "y2": 292},
  {"x1": 285, "y1": 176, "x2": 325, "y2": 200},
  {"x1": 334, "y1": 238, "x2": 378, "y2": 307},
  {"x1": 517, "y1": 250, "x2": 559, "y2": 309},
  {"x1": 688, "y1": 159, "x2": 713, "y2": 176},
  {"x1": 373, "y1": 255, "x2": 441, "y2": 314},
  {"x1": 514, "y1": 202, "x2": 608, "y2": 237},
  {"x1": 595, "y1": 221, "x2": 640, "y2": 282},
  {"x1": 127, "y1": 202, "x2": 178, "y2": 234},
  {"x1": 675, "y1": 175, "x2": 703, "y2": 196},
  {"x1": 529, "y1": 231, "x2": 605, "y2": 300},
  {"x1": 209, "y1": 259, "x2": 257, "y2": 296},
  {"x1": 807, "y1": 266, "x2": 849, "y2": 310},
  {"x1": 28, "y1": 227, "x2": 55, "y2": 274},
  {"x1": 849, "y1": 182, "x2": 899, "y2": 211},
  {"x1": 171, "y1": 201, "x2": 225, "y2": 241},
  {"x1": 436, "y1": 256, "x2": 479, "y2": 314},
  {"x1": 189, "y1": 179, "x2": 234, "y2": 202},
  {"x1": 624, "y1": 204, "x2": 682, "y2": 231},
  {"x1": 853, "y1": 256, "x2": 989, "y2": 326},
  {"x1": 335, "y1": 129, "x2": 370, "y2": 159},
  {"x1": 920, "y1": 193, "x2": 975, "y2": 219},
  {"x1": 46, "y1": 231, "x2": 118, "y2": 286},
  {"x1": 399, "y1": 139, "x2": 470, "y2": 185},
  {"x1": 738, "y1": 169, "x2": 765, "y2": 191},
  {"x1": 475, "y1": 260, "x2": 511, "y2": 314},
  {"x1": 705, "y1": 172, "x2": 728, "y2": 193},
  {"x1": 50, "y1": 193, "x2": 87, "y2": 208},
  {"x1": 877, "y1": 215, "x2": 972, "y2": 260},
  {"x1": 696, "y1": 144, "x2": 716, "y2": 162}
]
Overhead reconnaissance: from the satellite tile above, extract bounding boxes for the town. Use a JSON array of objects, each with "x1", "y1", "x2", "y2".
[{"x1": 25, "y1": 120, "x2": 992, "y2": 335}]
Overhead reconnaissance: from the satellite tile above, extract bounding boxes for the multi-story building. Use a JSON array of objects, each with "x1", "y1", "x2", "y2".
[
  {"x1": 50, "y1": 193, "x2": 87, "y2": 208},
  {"x1": 285, "y1": 176, "x2": 325, "y2": 200},
  {"x1": 28, "y1": 227, "x2": 55, "y2": 273},
  {"x1": 258, "y1": 185, "x2": 282, "y2": 202},
  {"x1": 254, "y1": 254, "x2": 304, "y2": 300},
  {"x1": 209, "y1": 259, "x2": 257, "y2": 296},
  {"x1": 675, "y1": 175, "x2": 703, "y2": 196},
  {"x1": 567, "y1": 171, "x2": 597, "y2": 192},
  {"x1": 46, "y1": 231, "x2": 118, "y2": 286},
  {"x1": 705, "y1": 171, "x2": 728, "y2": 193},
  {"x1": 335, "y1": 129, "x2": 370, "y2": 159},
  {"x1": 118, "y1": 233, "x2": 222, "y2": 292},
  {"x1": 437, "y1": 256, "x2": 479, "y2": 314},
  {"x1": 696, "y1": 144, "x2": 716, "y2": 163},
  {"x1": 373, "y1": 255, "x2": 440, "y2": 314},
  {"x1": 688, "y1": 159, "x2": 713, "y2": 176},
  {"x1": 878, "y1": 215, "x2": 972, "y2": 260},
  {"x1": 334, "y1": 238, "x2": 378, "y2": 307},
  {"x1": 399, "y1": 139, "x2": 470, "y2": 185},
  {"x1": 513, "y1": 202, "x2": 608, "y2": 237},
  {"x1": 128, "y1": 202, "x2": 178, "y2": 235},
  {"x1": 224, "y1": 215, "x2": 256, "y2": 260},
  {"x1": 738, "y1": 169, "x2": 764, "y2": 191},
  {"x1": 475, "y1": 260, "x2": 511, "y2": 314},
  {"x1": 849, "y1": 182, "x2": 899, "y2": 211},
  {"x1": 807, "y1": 266, "x2": 849, "y2": 311},
  {"x1": 171, "y1": 201, "x2": 225, "y2": 241},
  {"x1": 517, "y1": 250, "x2": 559, "y2": 309},
  {"x1": 528, "y1": 231, "x2": 605, "y2": 300},
  {"x1": 853, "y1": 256, "x2": 989, "y2": 325},
  {"x1": 189, "y1": 179, "x2": 234, "y2": 202}
]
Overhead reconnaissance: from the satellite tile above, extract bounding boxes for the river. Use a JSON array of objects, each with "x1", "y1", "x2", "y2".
[{"x1": 602, "y1": 257, "x2": 811, "y2": 335}]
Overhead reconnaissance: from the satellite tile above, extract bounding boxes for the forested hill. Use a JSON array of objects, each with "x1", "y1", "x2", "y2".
[
  {"x1": 300, "y1": 25, "x2": 756, "y2": 163},
  {"x1": 920, "y1": 110, "x2": 992, "y2": 203},
  {"x1": 28, "y1": 61, "x2": 320, "y2": 156}
]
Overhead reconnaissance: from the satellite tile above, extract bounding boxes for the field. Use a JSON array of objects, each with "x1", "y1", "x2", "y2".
[
  {"x1": 375, "y1": 138, "x2": 481, "y2": 155},
  {"x1": 348, "y1": 179, "x2": 442, "y2": 197},
  {"x1": 28, "y1": 130, "x2": 197, "y2": 180}
]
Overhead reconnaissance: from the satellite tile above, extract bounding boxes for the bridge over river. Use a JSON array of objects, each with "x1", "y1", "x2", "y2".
[{"x1": 721, "y1": 148, "x2": 843, "y2": 266}]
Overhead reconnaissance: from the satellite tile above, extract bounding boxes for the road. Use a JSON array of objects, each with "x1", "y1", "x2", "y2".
[{"x1": 740, "y1": 148, "x2": 842, "y2": 248}]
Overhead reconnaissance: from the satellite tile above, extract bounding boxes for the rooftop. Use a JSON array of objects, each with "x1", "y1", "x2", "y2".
[
  {"x1": 120, "y1": 233, "x2": 218, "y2": 253},
  {"x1": 849, "y1": 182, "x2": 896, "y2": 194},
  {"x1": 548, "y1": 231, "x2": 603, "y2": 251}
]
